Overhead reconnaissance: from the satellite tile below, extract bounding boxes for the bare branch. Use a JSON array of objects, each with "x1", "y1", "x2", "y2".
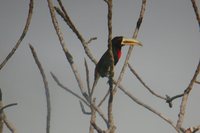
[
  {"x1": 51, "y1": 72, "x2": 89, "y2": 106},
  {"x1": 84, "y1": 59, "x2": 91, "y2": 96},
  {"x1": 190, "y1": 0, "x2": 200, "y2": 30},
  {"x1": 89, "y1": 99, "x2": 96, "y2": 133},
  {"x1": 128, "y1": 63, "x2": 166, "y2": 100},
  {"x1": 86, "y1": 37, "x2": 97, "y2": 45},
  {"x1": 55, "y1": 0, "x2": 97, "y2": 64},
  {"x1": 3, "y1": 115, "x2": 17, "y2": 133},
  {"x1": 51, "y1": 72, "x2": 108, "y2": 125},
  {"x1": 103, "y1": 0, "x2": 116, "y2": 131},
  {"x1": 91, "y1": 121, "x2": 105, "y2": 133},
  {"x1": 117, "y1": 82, "x2": 179, "y2": 132},
  {"x1": 29, "y1": 44, "x2": 51, "y2": 133},
  {"x1": 98, "y1": 90, "x2": 109, "y2": 107},
  {"x1": 0, "y1": 0, "x2": 33, "y2": 70},
  {"x1": 113, "y1": 0, "x2": 147, "y2": 93},
  {"x1": 176, "y1": 60, "x2": 200, "y2": 130},
  {"x1": 0, "y1": 103, "x2": 17, "y2": 113},
  {"x1": 47, "y1": 0, "x2": 88, "y2": 98}
]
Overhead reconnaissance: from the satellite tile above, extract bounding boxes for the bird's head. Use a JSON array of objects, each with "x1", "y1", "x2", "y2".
[{"x1": 112, "y1": 36, "x2": 142, "y2": 48}]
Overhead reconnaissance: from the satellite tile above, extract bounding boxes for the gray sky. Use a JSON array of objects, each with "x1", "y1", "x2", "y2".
[{"x1": 0, "y1": 0, "x2": 199, "y2": 133}]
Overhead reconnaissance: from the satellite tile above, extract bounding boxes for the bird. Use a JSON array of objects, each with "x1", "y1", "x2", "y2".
[{"x1": 90, "y1": 36, "x2": 142, "y2": 96}]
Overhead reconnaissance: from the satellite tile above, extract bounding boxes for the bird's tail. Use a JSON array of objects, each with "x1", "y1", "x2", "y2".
[{"x1": 90, "y1": 72, "x2": 100, "y2": 97}]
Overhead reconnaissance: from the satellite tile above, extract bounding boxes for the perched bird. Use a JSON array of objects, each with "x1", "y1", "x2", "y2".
[{"x1": 90, "y1": 36, "x2": 142, "y2": 96}]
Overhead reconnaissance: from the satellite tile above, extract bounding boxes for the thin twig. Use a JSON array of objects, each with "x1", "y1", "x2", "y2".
[
  {"x1": 128, "y1": 63, "x2": 166, "y2": 100},
  {"x1": 98, "y1": 90, "x2": 109, "y2": 107},
  {"x1": 29, "y1": 44, "x2": 51, "y2": 133},
  {"x1": 86, "y1": 37, "x2": 97, "y2": 45},
  {"x1": 113, "y1": 0, "x2": 147, "y2": 93},
  {"x1": 79, "y1": 101, "x2": 91, "y2": 115},
  {"x1": 51, "y1": 72, "x2": 108, "y2": 125},
  {"x1": 84, "y1": 59, "x2": 91, "y2": 96},
  {"x1": 176, "y1": 60, "x2": 200, "y2": 130},
  {"x1": 0, "y1": 0, "x2": 33, "y2": 70},
  {"x1": 191, "y1": 0, "x2": 200, "y2": 30},
  {"x1": 51, "y1": 72, "x2": 89, "y2": 106},
  {"x1": 0, "y1": 103, "x2": 18, "y2": 113}
]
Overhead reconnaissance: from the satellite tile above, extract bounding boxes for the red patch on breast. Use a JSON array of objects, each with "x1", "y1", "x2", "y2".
[{"x1": 117, "y1": 49, "x2": 122, "y2": 59}]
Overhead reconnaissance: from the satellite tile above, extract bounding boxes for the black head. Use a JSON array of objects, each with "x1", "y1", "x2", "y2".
[
  {"x1": 112, "y1": 36, "x2": 142, "y2": 48},
  {"x1": 112, "y1": 36, "x2": 124, "y2": 48}
]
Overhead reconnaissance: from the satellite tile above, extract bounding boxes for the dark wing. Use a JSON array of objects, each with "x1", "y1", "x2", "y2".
[{"x1": 95, "y1": 50, "x2": 112, "y2": 78}]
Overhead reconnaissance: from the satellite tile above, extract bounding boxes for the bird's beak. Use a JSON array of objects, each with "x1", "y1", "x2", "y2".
[{"x1": 121, "y1": 38, "x2": 142, "y2": 46}]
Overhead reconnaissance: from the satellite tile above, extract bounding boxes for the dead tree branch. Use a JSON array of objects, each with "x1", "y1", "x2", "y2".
[
  {"x1": 89, "y1": 99, "x2": 96, "y2": 133},
  {"x1": 116, "y1": 83, "x2": 179, "y2": 132},
  {"x1": 47, "y1": 0, "x2": 88, "y2": 99},
  {"x1": 84, "y1": 59, "x2": 91, "y2": 96},
  {"x1": 29, "y1": 44, "x2": 51, "y2": 133},
  {"x1": 51, "y1": 72, "x2": 108, "y2": 125},
  {"x1": 128, "y1": 63, "x2": 166, "y2": 100},
  {"x1": 51, "y1": 72, "x2": 89, "y2": 106},
  {"x1": 104, "y1": 0, "x2": 115, "y2": 132},
  {"x1": 0, "y1": 103, "x2": 18, "y2": 113},
  {"x1": 55, "y1": 0, "x2": 97, "y2": 64},
  {"x1": 3, "y1": 116, "x2": 17, "y2": 133},
  {"x1": 113, "y1": 0, "x2": 147, "y2": 93},
  {"x1": 176, "y1": 60, "x2": 200, "y2": 131},
  {"x1": 0, "y1": 0, "x2": 33, "y2": 70}
]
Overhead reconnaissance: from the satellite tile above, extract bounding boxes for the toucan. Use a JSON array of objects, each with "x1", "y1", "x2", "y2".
[{"x1": 90, "y1": 36, "x2": 142, "y2": 96}]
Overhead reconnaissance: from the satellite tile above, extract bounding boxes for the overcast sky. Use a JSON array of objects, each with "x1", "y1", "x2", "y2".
[{"x1": 0, "y1": 0, "x2": 199, "y2": 133}]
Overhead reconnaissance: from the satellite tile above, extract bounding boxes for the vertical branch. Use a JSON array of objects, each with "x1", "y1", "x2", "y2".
[
  {"x1": 0, "y1": 0, "x2": 33, "y2": 70},
  {"x1": 29, "y1": 44, "x2": 51, "y2": 133},
  {"x1": 105, "y1": 0, "x2": 115, "y2": 132},
  {"x1": 113, "y1": 0, "x2": 147, "y2": 92},
  {"x1": 84, "y1": 59, "x2": 91, "y2": 96},
  {"x1": 176, "y1": 60, "x2": 200, "y2": 130},
  {"x1": 191, "y1": 0, "x2": 200, "y2": 29},
  {"x1": 89, "y1": 99, "x2": 96, "y2": 133}
]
